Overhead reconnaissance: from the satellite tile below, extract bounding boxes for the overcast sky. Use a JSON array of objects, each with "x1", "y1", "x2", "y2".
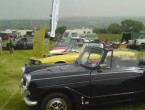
[{"x1": 0, "y1": 0, "x2": 145, "y2": 20}]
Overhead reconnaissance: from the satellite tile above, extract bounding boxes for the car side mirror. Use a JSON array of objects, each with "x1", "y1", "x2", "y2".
[
  {"x1": 100, "y1": 64, "x2": 107, "y2": 69},
  {"x1": 98, "y1": 64, "x2": 110, "y2": 72}
]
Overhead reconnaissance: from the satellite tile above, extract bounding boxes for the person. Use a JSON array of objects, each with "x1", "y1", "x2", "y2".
[
  {"x1": 0, "y1": 36, "x2": 2, "y2": 54},
  {"x1": 82, "y1": 31, "x2": 87, "y2": 38},
  {"x1": 7, "y1": 35, "x2": 14, "y2": 54},
  {"x1": 10, "y1": 35, "x2": 14, "y2": 54}
]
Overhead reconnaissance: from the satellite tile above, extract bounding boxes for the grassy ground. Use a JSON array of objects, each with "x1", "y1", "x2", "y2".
[
  {"x1": 1, "y1": 49, "x2": 145, "y2": 110},
  {"x1": 0, "y1": 50, "x2": 32, "y2": 110},
  {"x1": 98, "y1": 34, "x2": 122, "y2": 42}
]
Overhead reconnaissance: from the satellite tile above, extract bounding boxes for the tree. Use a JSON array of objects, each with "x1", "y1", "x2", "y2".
[
  {"x1": 121, "y1": 19, "x2": 144, "y2": 32},
  {"x1": 107, "y1": 23, "x2": 121, "y2": 34},
  {"x1": 93, "y1": 28, "x2": 108, "y2": 34},
  {"x1": 56, "y1": 26, "x2": 67, "y2": 34}
]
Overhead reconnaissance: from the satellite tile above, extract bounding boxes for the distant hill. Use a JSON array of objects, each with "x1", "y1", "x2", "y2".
[
  {"x1": 59, "y1": 16, "x2": 145, "y2": 28},
  {"x1": 0, "y1": 16, "x2": 145, "y2": 30}
]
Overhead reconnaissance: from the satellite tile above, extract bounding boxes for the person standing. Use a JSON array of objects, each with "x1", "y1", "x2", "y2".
[
  {"x1": 0, "y1": 36, "x2": 2, "y2": 54},
  {"x1": 9, "y1": 35, "x2": 14, "y2": 54}
]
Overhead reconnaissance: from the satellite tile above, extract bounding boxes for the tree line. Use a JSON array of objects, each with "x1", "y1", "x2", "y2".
[
  {"x1": 56, "y1": 19, "x2": 145, "y2": 35},
  {"x1": 93, "y1": 19, "x2": 145, "y2": 34}
]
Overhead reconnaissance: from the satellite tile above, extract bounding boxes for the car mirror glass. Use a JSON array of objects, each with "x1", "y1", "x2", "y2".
[
  {"x1": 98, "y1": 64, "x2": 110, "y2": 72},
  {"x1": 100, "y1": 64, "x2": 107, "y2": 69},
  {"x1": 100, "y1": 64, "x2": 110, "y2": 70}
]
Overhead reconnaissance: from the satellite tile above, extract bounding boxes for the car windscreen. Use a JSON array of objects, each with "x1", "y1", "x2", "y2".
[
  {"x1": 78, "y1": 47, "x2": 104, "y2": 67},
  {"x1": 64, "y1": 43, "x2": 84, "y2": 53}
]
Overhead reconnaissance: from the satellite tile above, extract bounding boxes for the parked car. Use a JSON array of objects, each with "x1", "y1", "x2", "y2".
[
  {"x1": 50, "y1": 37, "x2": 89, "y2": 54},
  {"x1": 85, "y1": 33, "x2": 99, "y2": 43},
  {"x1": 3, "y1": 37, "x2": 33, "y2": 50},
  {"x1": 128, "y1": 33, "x2": 145, "y2": 50},
  {"x1": 28, "y1": 43, "x2": 104, "y2": 66},
  {"x1": 20, "y1": 44, "x2": 145, "y2": 110},
  {"x1": 28, "y1": 43, "x2": 84, "y2": 65}
]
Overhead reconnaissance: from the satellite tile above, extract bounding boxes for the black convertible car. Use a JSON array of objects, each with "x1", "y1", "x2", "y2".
[
  {"x1": 3, "y1": 37, "x2": 33, "y2": 50},
  {"x1": 21, "y1": 44, "x2": 145, "y2": 110}
]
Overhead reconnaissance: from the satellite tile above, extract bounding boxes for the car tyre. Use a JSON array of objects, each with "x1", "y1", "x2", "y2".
[
  {"x1": 138, "y1": 44, "x2": 145, "y2": 51},
  {"x1": 40, "y1": 92, "x2": 72, "y2": 110}
]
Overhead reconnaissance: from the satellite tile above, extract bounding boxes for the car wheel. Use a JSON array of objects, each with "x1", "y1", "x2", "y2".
[
  {"x1": 139, "y1": 44, "x2": 145, "y2": 51},
  {"x1": 40, "y1": 93, "x2": 72, "y2": 110}
]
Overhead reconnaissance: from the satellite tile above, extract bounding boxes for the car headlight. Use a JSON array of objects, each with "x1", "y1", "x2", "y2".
[
  {"x1": 21, "y1": 67, "x2": 26, "y2": 76},
  {"x1": 25, "y1": 74, "x2": 31, "y2": 83},
  {"x1": 21, "y1": 74, "x2": 31, "y2": 94},
  {"x1": 21, "y1": 67, "x2": 25, "y2": 73},
  {"x1": 24, "y1": 74, "x2": 31, "y2": 88},
  {"x1": 29, "y1": 59, "x2": 41, "y2": 65},
  {"x1": 35, "y1": 61, "x2": 41, "y2": 65}
]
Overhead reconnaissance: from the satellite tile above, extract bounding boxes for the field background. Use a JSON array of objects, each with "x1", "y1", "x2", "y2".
[
  {"x1": 0, "y1": 17, "x2": 145, "y2": 30},
  {"x1": 1, "y1": 35, "x2": 145, "y2": 110},
  {"x1": 98, "y1": 34, "x2": 122, "y2": 42}
]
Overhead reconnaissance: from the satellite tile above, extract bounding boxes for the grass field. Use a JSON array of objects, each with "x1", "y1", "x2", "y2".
[
  {"x1": 98, "y1": 34, "x2": 122, "y2": 42},
  {"x1": 0, "y1": 50, "x2": 32, "y2": 110},
  {"x1": 1, "y1": 49, "x2": 145, "y2": 110}
]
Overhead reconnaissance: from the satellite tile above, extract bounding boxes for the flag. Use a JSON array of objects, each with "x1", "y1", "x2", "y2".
[{"x1": 50, "y1": 0, "x2": 60, "y2": 38}]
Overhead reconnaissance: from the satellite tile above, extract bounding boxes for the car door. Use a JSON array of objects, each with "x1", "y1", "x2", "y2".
[
  {"x1": 16, "y1": 38, "x2": 26, "y2": 49},
  {"x1": 90, "y1": 55, "x2": 145, "y2": 104},
  {"x1": 26, "y1": 38, "x2": 33, "y2": 49}
]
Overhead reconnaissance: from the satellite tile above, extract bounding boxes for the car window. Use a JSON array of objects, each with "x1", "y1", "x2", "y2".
[
  {"x1": 71, "y1": 33, "x2": 78, "y2": 37},
  {"x1": 104, "y1": 51, "x2": 139, "y2": 68},
  {"x1": 65, "y1": 43, "x2": 83, "y2": 53},
  {"x1": 79, "y1": 48, "x2": 104, "y2": 67},
  {"x1": 17, "y1": 38, "x2": 26, "y2": 43},
  {"x1": 140, "y1": 34, "x2": 145, "y2": 39},
  {"x1": 27, "y1": 38, "x2": 33, "y2": 42}
]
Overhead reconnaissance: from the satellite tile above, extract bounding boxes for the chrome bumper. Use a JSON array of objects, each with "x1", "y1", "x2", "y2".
[
  {"x1": 21, "y1": 78, "x2": 37, "y2": 106},
  {"x1": 24, "y1": 96, "x2": 37, "y2": 106}
]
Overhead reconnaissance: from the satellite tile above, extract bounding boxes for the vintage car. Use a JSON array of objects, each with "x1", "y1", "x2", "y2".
[
  {"x1": 3, "y1": 37, "x2": 48, "y2": 50},
  {"x1": 20, "y1": 44, "x2": 145, "y2": 110},
  {"x1": 28, "y1": 43, "x2": 134, "y2": 66},
  {"x1": 50, "y1": 37, "x2": 89, "y2": 54},
  {"x1": 28, "y1": 43, "x2": 84, "y2": 65},
  {"x1": 3, "y1": 37, "x2": 33, "y2": 50}
]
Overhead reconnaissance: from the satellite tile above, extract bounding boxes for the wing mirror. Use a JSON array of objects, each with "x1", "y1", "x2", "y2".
[
  {"x1": 98, "y1": 64, "x2": 110, "y2": 72},
  {"x1": 100, "y1": 64, "x2": 108, "y2": 69}
]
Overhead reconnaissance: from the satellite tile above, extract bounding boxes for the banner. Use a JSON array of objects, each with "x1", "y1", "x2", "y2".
[
  {"x1": 33, "y1": 25, "x2": 46, "y2": 58},
  {"x1": 50, "y1": 0, "x2": 60, "y2": 38}
]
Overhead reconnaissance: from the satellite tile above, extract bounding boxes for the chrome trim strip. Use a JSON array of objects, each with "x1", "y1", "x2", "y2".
[
  {"x1": 24, "y1": 97, "x2": 37, "y2": 106},
  {"x1": 31, "y1": 74, "x2": 89, "y2": 81},
  {"x1": 92, "y1": 91, "x2": 145, "y2": 99}
]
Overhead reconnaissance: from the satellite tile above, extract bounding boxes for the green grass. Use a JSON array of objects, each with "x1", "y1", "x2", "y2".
[
  {"x1": 98, "y1": 34, "x2": 122, "y2": 42},
  {"x1": 0, "y1": 50, "x2": 32, "y2": 110},
  {"x1": 1, "y1": 49, "x2": 145, "y2": 110}
]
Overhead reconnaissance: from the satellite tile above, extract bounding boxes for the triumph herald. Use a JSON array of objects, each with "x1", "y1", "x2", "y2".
[{"x1": 21, "y1": 44, "x2": 145, "y2": 110}]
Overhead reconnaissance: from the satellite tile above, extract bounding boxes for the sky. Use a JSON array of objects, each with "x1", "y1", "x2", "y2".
[{"x1": 0, "y1": 0, "x2": 145, "y2": 20}]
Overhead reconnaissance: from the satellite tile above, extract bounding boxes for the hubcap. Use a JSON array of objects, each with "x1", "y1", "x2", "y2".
[{"x1": 46, "y1": 98, "x2": 67, "y2": 110}]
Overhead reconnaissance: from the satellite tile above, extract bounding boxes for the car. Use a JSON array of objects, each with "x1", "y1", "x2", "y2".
[
  {"x1": 28, "y1": 43, "x2": 84, "y2": 65},
  {"x1": 2, "y1": 37, "x2": 33, "y2": 50},
  {"x1": 28, "y1": 43, "x2": 103, "y2": 65},
  {"x1": 20, "y1": 44, "x2": 145, "y2": 110},
  {"x1": 84, "y1": 33, "x2": 99, "y2": 43},
  {"x1": 50, "y1": 37, "x2": 89, "y2": 54}
]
